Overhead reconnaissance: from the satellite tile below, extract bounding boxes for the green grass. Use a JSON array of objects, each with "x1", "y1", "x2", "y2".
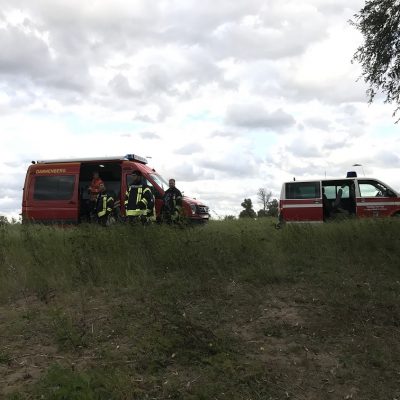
[{"x1": 0, "y1": 218, "x2": 399, "y2": 399}]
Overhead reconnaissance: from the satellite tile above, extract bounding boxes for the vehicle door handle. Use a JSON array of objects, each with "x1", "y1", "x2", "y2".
[
  {"x1": 314, "y1": 200, "x2": 321, "y2": 204},
  {"x1": 69, "y1": 201, "x2": 76, "y2": 204}
]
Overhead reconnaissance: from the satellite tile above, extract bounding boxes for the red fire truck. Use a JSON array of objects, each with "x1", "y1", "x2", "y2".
[
  {"x1": 278, "y1": 172, "x2": 400, "y2": 226},
  {"x1": 22, "y1": 154, "x2": 209, "y2": 224}
]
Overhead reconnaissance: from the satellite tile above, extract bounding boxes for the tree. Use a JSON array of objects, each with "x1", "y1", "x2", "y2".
[
  {"x1": 257, "y1": 209, "x2": 268, "y2": 218},
  {"x1": 257, "y1": 188, "x2": 278, "y2": 218},
  {"x1": 257, "y1": 188, "x2": 272, "y2": 212},
  {"x1": 239, "y1": 198, "x2": 256, "y2": 218},
  {"x1": 351, "y1": 1, "x2": 400, "y2": 117},
  {"x1": 267, "y1": 199, "x2": 279, "y2": 217}
]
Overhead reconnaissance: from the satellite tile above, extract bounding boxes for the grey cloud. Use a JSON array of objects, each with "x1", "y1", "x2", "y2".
[
  {"x1": 0, "y1": 187, "x2": 21, "y2": 199},
  {"x1": 175, "y1": 143, "x2": 204, "y2": 155},
  {"x1": 0, "y1": 25, "x2": 50, "y2": 77},
  {"x1": 288, "y1": 163, "x2": 322, "y2": 177},
  {"x1": 0, "y1": 0, "x2": 331, "y2": 103},
  {"x1": 280, "y1": 77, "x2": 367, "y2": 105},
  {"x1": 336, "y1": 105, "x2": 367, "y2": 137},
  {"x1": 0, "y1": 21, "x2": 93, "y2": 95},
  {"x1": 109, "y1": 74, "x2": 139, "y2": 98},
  {"x1": 0, "y1": 0, "x2": 360, "y2": 117},
  {"x1": 209, "y1": 130, "x2": 239, "y2": 138},
  {"x1": 286, "y1": 139, "x2": 320, "y2": 158},
  {"x1": 137, "y1": 47, "x2": 227, "y2": 97},
  {"x1": 374, "y1": 151, "x2": 400, "y2": 168},
  {"x1": 0, "y1": 180, "x2": 23, "y2": 214},
  {"x1": 305, "y1": 117, "x2": 332, "y2": 131},
  {"x1": 4, "y1": 160, "x2": 26, "y2": 168},
  {"x1": 199, "y1": 158, "x2": 258, "y2": 177},
  {"x1": 133, "y1": 99, "x2": 173, "y2": 123},
  {"x1": 316, "y1": 0, "x2": 363, "y2": 15},
  {"x1": 138, "y1": 131, "x2": 161, "y2": 140},
  {"x1": 141, "y1": 65, "x2": 172, "y2": 95},
  {"x1": 322, "y1": 139, "x2": 348, "y2": 151},
  {"x1": 226, "y1": 104, "x2": 296, "y2": 130},
  {"x1": 163, "y1": 162, "x2": 215, "y2": 182},
  {"x1": 209, "y1": 15, "x2": 326, "y2": 61}
]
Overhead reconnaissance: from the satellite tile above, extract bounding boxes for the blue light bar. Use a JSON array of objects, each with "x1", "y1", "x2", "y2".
[
  {"x1": 125, "y1": 154, "x2": 148, "y2": 164},
  {"x1": 346, "y1": 171, "x2": 357, "y2": 178}
]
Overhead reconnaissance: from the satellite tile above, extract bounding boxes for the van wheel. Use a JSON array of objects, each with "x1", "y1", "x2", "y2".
[{"x1": 392, "y1": 212, "x2": 400, "y2": 218}]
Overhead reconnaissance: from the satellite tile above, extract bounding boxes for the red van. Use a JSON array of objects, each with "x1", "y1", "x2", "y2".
[
  {"x1": 22, "y1": 154, "x2": 209, "y2": 224},
  {"x1": 278, "y1": 172, "x2": 400, "y2": 225}
]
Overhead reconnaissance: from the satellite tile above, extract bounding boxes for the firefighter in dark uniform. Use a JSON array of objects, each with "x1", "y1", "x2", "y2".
[
  {"x1": 162, "y1": 178, "x2": 183, "y2": 224},
  {"x1": 95, "y1": 183, "x2": 114, "y2": 226},
  {"x1": 125, "y1": 170, "x2": 155, "y2": 225}
]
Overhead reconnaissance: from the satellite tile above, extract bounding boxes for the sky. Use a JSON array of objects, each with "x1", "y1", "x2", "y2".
[{"x1": 0, "y1": 0, "x2": 399, "y2": 219}]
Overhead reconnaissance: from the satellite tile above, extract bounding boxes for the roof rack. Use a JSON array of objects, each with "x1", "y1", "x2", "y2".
[{"x1": 36, "y1": 154, "x2": 148, "y2": 164}]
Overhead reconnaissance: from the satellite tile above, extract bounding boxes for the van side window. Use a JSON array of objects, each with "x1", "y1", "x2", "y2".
[
  {"x1": 34, "y1": 176, "x2": 75, "y2": 200},
  {"x1": 324, "y1": 185, "x2": 349, "y2": 199},
  {"x1": 358, "y1": 180, "x2": 395, "y2": 197},
  {"x1": 285, "y1": 182, "x2": 320, "y2": 199}
]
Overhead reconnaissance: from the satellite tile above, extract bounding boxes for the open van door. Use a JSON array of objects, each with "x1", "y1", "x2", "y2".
[{"x1": 280, "y1": 181, "x2": 323, "y2": 222}]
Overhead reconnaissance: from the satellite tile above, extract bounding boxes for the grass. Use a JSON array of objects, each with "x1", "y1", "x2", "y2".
[{"x1": 0, "y1": 218, "x2": 399, "y2": 399}]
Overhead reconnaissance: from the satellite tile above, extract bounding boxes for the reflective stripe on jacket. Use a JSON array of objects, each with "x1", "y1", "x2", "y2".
[
  {"x1": 96, "y1": 194, "x2": 114, "y2": 217},
  {"x1": 125, "y1": 184, "x2": 154, "y2": 217}
]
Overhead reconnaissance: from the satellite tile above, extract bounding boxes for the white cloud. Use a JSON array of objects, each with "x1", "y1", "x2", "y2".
[{"x1": 226, "y1": 103, "x2": 296, "y2": 130}]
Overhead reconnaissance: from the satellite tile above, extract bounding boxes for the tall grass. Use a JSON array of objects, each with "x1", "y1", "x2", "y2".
[
  {"x1": 1, "y1": 218, "x2": 400, "y2": 399},
  {"x1": 0, "y1": 218, "x2": 399, "y2": 301}
]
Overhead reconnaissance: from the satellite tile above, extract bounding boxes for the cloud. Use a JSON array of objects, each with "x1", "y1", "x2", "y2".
[
  {"x1": 373, "y1": 150, "x2": 400, "y2": 168},
  {"x1": 138, "y1": 131, "x2": 161, "y2": 140},
  {"x1": 226, "y1": 103, "x2": 296, "y2": 130},
  {"x1": 162, "y1": 162, "x2": 215, "y2": 182},
  {"x1": 0, "y1": 17, "x2": 93, "y2": 96},
  {"x1": 108, "y1": 74, "x2": 138, "y2": 98},
  {"x1": 285, "y1": 138, "x2": 320, "y2": 158},
  {"x1": 304, "y1": 117, "x2": 332, "y2": 131},
  {"x1": 209, "y1": 5, "x2": 327, "y2": 61},
  {"x1": 174, "y1": 143, "x2": 204, "y2": 155},
  {"x1": 199, "y1": 154, "x2": 259, "y2": 178},
  {"x1": 209, "y1": 130, "x2": 239, "y2": 138},
  {"x1": 322, "y1": 139, "x2": 349, "y2": 151}
]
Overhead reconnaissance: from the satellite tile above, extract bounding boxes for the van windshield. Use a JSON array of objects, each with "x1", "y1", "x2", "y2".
[{"x1": 150, "y1": 173, "x2": 169, "y2": 191}]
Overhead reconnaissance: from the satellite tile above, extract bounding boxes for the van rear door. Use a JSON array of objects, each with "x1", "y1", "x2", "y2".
[
  {"x1": 25, "y1": 164, "x2": 80, "y2": 224},
  {"x1": 281, "y1": 181, "x2": 323, "y2": 222}
]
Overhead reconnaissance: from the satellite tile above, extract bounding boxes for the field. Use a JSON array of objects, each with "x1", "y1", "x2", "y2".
[{"x1": 0, "y1": 218, "x2": 399, "y2": 399}]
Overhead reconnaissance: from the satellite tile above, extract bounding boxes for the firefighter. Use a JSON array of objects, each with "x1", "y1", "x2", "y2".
[
  {"x1": 162, "y1": 178, "x2": 183, "y2": 224},
  {"x1": 125, "y1": 170, "x2": 155, "y2": 225},
  {"x1": 89, "y1": 171, "x2": 104, "y2": 201},
  {"x1": 88, "y1": 171, "x2": 104, "y2": 219},
  {"x1": 95, "y1": 183, "x2": 114, "y2": 226}
]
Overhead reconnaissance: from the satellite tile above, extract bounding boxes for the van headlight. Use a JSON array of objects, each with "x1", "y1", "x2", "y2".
[{"x1": 190, "y1": 204, "x2": 196, "y2": 215}]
